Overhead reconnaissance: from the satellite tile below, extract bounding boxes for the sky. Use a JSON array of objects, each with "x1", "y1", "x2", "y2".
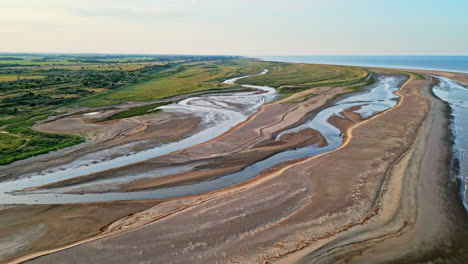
[{"x1": 1, "y1": 0, "x2": 467, "y2": 55}]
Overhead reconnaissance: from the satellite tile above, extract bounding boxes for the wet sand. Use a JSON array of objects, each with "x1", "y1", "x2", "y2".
[{"x1": 2, "y1": 69, "x2": 468, "y2": 264}]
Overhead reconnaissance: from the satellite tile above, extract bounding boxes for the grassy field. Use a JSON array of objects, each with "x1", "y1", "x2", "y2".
[
  {"x1": 0, "y1": 75, "x2": 45, "y2": 82},
  {"x1": 0, "y1": 60, "x2": 79, "y2": 66},
  {"x1": 0, "y1": 115, "x2": 84, "y2": 165},
  {"x1": 36, "y1": 62, "x2": 173, "y2": 71},
  {"x1": 83, "y1": 59, "x2": 270, "y2": 107},
  {"x1": 234, "y1": 63, "x2": 369, "y2": 103},
  {"x1": 236, "y1": 63, "x2": 368, "y2": 88}
]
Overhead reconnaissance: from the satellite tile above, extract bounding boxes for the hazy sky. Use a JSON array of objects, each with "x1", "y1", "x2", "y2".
[{"x1": 1, "y1": 0, "x2": 467, "y2": 55}]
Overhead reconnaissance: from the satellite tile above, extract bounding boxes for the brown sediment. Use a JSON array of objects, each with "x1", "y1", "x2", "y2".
[
  {"x1": 327, "y1": 105, "x2": 364, "y2": 133},
  {"x1": 34, "y1": 111, "x2": 201, "y2": 148},
  {"x1": 0, "y1": 202, "x2": 160, "y2": 264},
  {"x1": 121, "y1": 166, "x2": 245, "y2": 192}
]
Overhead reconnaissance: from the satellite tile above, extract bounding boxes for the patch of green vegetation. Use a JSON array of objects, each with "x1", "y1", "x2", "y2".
[
  {"x1": 107, "y1": 102, "x2": 173, "y2": 120},
  {"x1": 83, "y1": 59, "x2": 270, "y2": 107},
  {"x1": 237, "y1": 63, "x2": 369, "y2": 103},
  {"x1": 0, "y1": 57, "x2": 24, "y2": 61},
  {"x1": 0, "y1": 75, "x2": 44, "y2": 82},
  {"x1": 0, "y1": 117, "x2": 84, "y2": 165},
  {"x1": 330, "y1": 73, "x2": 376, "y2": 102},
  {"x1": 346, "y1": 73, "x2": 376, "y2": 92},
  {"x1": 0, "y1": 133, "x2": 26, "y2": 154},
  {"x1": 395, "y1": 71, "x2": 426, "y2": 81},
  {"x1": 277, "y1": 86, "x2": 310, "y2": 97},
  {"x1": 410, "y1": 72, "x2": 426, "y2": 80},
  {"x1": 236, "y1": 63, "x2": 368, "y2": 88}
]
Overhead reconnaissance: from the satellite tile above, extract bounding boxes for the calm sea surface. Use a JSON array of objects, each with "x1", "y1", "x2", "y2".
[{"x1": 256, "y1": 55, "x2": 468, "y2": 73}]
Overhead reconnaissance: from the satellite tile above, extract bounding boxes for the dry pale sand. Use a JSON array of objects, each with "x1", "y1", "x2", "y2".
[{"x1": 3, "y1": 70, "x2": 468, "y2": 264}]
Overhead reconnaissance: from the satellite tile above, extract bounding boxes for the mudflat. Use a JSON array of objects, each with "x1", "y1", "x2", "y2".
[{"x1": 2, "y1": 69, "x2": 468, "y2": 264}]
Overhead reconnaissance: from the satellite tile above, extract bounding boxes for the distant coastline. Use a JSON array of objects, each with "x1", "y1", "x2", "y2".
[{"x1": 255, "y1": 55, "x2": 468, "y2": 73}]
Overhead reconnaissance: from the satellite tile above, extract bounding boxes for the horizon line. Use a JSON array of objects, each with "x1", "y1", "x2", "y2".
[{"x1": 0, "y1": 52, "x2": 467, "y2": 57}]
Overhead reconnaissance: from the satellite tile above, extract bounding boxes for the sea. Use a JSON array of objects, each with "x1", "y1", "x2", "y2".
[{"x1": 256, "y1": 55, "x2": 468, "y2": 73}]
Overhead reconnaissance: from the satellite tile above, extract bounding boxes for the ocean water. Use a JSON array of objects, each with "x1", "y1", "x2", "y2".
[{"x1": 257, "y1": 55, "x2": 468, "y2": 73}]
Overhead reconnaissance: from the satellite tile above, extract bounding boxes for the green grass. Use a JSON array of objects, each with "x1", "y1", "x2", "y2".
[
  {"x1": 0, "y1": 60, "x2": 79, "y2": 66},
  {"x1": 330, "y1": 73, "x2": 376, "y2": 102},
  {"x1": 0, "y1": 121, "x2": 84, "y2": 165},
  {"x1": 277, "y1": 87, "x2": 311, "y2": 98},
  {"x1": 44, "y1": 62, "x2": 168, "y2": 71},
  {"x1": 107, "y1": 102, "x2": 173, "y2": 120},
  {"x1": 0, "y1": 109, "x2": 85, "y2": 165},
  {"x1": 83, "y1": 59, "x2": 270, "y2": 107},
  {"x1": 409, "y1": 72, "x2": 426, "y2": 80},
  {"x1": 0, "y1": 133, "x2": 26, "y2": 154},
  {"x1": 236, "y1": 63, "x2": 368, "y2": 88},
  {"x1": 239, "y1": 63, "x2": 369, "y2": 102},
  {"x1": 0, "y1": 75, "x2": 45, "y2": 81}
]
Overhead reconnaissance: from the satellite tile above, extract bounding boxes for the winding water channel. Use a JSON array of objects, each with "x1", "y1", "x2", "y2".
[{"x1": 1, "y1": 72, "x2": 404, "y2": 204}]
